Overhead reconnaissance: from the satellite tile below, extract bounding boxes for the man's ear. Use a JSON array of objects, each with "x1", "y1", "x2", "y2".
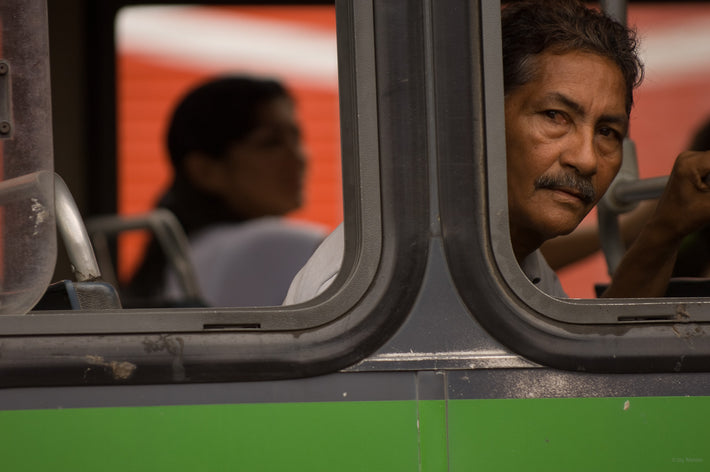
[{"x1": 181, "y1": 152, "x2": 225, "y2": 193}]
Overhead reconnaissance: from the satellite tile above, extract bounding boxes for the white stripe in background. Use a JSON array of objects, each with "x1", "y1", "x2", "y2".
[
  {"x1": 118, "y1": 5, "x2": 710, "y2": 88},
  {"x1": 639, "y1": 16, "x2": 710, "y2": 87},
  {"x1": 116, "y1": 6, "x2": 338, "y2": 87}
]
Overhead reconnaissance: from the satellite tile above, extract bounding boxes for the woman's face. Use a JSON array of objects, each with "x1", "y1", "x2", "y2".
[{"x1": 212, "y1": 96, "x2": 307, "y2": 219}]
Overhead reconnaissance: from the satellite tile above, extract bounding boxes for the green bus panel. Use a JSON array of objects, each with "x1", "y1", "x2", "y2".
[
  {"x1": 0, "y1": 401, "x2": 424, "y2": 472},
  {"x1": 6, "y1": 395, "x2": 705, "y2": 471},
  {"x1": 419, "y1": 399, "x2": 449, "y2": 471},
  {"x1": 448, "y1": 396, "x2": 710, "y2": 471}
]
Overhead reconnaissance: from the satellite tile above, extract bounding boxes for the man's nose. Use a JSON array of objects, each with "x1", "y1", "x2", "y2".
[{"x1": 561, "y1": 132, "x2": 598, "y2": 176}]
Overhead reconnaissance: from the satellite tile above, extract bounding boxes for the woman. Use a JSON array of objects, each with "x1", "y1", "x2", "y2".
[{"x1": 127, "y1": 76, "x2": 325, "y2": 307}]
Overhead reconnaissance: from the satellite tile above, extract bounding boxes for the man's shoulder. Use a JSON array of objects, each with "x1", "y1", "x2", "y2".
[
  {"x1": 283, "y1": 223, "x2": 345, "y2": 305},
  {"x1": 521, "y1": 249, "x2": 568, "y2": 298}
]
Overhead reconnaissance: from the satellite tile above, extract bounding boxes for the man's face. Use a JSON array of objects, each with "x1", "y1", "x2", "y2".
[{"x1": 504, "y1": 50, "x2": 628, "y2": 260}]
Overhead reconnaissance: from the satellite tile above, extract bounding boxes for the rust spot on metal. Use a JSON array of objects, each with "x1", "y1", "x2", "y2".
[
  {"x1": 85, "y1": 355, "x2": 136, "y2": 380},
  {"x1": 142, "y1": 335, "x2": 186, "y2": 381}
]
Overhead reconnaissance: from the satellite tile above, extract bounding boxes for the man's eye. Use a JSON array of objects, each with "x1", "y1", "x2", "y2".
[
  {"x1": 543, "y1": 110, "x2": 566, "y2": 123},
  {"x1": 599, "y1": 127, "x2": 622, "y2": 141}
]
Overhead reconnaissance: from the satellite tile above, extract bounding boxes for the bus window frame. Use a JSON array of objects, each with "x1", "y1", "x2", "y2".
[
  {"x1": 440, "y1": 0, "x2": 710, "y2": 372},
  {"x1": 0, "y1": 0, "x2": 435, "y2": 387},
  {"x1": 4, "y1": 0, "x2": 710, "y2": 389}
]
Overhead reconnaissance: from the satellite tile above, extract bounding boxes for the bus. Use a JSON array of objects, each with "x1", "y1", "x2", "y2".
[{"x1": 1, "y1": 0, "x2": 710, "y2": 470}]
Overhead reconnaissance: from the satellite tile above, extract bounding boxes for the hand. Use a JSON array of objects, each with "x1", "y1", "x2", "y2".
[
  {"x1": 648, "y1": 150, "x2": 710, "y2": 244},
  {"x1": 603, "y1": 150, "x2": 710, "y2": 298}
]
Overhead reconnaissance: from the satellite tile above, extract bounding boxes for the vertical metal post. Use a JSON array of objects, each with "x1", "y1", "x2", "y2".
[
  {"x1": 600, "y1": 0, "x2": 627, "y2": 25},
  {"x1": 0, "y1": 0, "x2": 57, "y2": 314},
  {"x1": 598, "y1": 0, "x2": 633, "y2": 276}
]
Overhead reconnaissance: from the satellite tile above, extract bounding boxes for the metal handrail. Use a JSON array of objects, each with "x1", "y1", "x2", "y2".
[
  {"x1": 55, "y1": 174, "x2": 102, "y2": 282},
  {"x1": 85, "y1": 209, "x2": 203, "y2": 301}
]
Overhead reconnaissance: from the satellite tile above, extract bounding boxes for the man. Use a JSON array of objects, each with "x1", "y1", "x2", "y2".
[
  {"x1": 501, "y1": 0, "x2": 638, "y2": 297},
  {"x1": 284, "y1": 0, "x2": 710, "y2": 303}
]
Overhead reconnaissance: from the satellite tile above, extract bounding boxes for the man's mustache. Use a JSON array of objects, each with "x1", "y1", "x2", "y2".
[{"x1": 534, "y1": 172, "x2": 596, "y2": 204}]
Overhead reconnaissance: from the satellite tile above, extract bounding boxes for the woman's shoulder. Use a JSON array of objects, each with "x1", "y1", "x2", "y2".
[{"x1": 191, "y1": 217, "x2": 327, "y2": 250}]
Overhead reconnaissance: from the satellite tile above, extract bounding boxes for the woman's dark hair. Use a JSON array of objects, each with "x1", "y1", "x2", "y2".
[
  {"x1": 167, "y1": 76, "x2": 290, "y2": 172},
  {"x1": 501, "y1": 0, "x2": 644, "y2": 115}
]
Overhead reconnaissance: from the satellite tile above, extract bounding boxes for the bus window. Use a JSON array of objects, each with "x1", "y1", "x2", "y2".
[
  {"x1": 2, "y1": 0, "x2": 710, "y2": 390},
  {"x1": 490, "y1": 1, "x2": 710, "y2": 307},
  {"x1": 440, "y1": 0, "x2": 710, "y2": 372},
  {"x1": 0, "y1": 0, "x2": 56, "y2": 314},
  {"x1": 0, "y1": 0, "x2": 433, "y2": 386},
  {"x1": 112, "y1": 4, "x2": 343, "y2": 307}
]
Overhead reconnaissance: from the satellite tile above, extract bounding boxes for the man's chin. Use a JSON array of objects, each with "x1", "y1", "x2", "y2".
[{"x1": 542, "y1": 215, "x2": 586, "y2": 239}]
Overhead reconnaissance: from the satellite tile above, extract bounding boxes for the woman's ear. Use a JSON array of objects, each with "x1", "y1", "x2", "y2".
[{"x1": 181, "y1": 152, "x2": 225, "y2": 193}]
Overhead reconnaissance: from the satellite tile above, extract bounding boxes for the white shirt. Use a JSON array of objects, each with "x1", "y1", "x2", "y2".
[
  {"x1": 519, "y1": 249, "x2": 568, "y2": 298},
  {"x1": 283, "y1": 223, "x2": 344, "y2": 304},
  {"x1": 283, "y1": 223, "x2": 567, "y2": 304},
  {"x1": 165, "y1": 217, "x2": 326, "y2": 306}
]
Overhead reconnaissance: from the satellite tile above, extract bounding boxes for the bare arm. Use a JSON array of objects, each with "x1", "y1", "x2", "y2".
[
  {"x1": 603, "y1": 150, "x2": 710, "y2": 298},
  {"x1": 541, "y1": 200, "x2": 656, "y2": 271},
  {"x1": 540, "y1": 225, "x2": 601, "y2": 271}
]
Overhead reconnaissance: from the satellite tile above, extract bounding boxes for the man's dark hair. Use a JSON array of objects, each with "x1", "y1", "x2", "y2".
[
  {"x1": 166, "y1": 76, "x2": 290, "y2": 172},
  {"x1": 501, "y1": 0, "x2": 643, "y2": 115}
]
